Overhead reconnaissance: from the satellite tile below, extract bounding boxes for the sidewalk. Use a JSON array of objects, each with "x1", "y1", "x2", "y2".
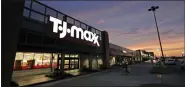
[
  {"x1": 13, "y1": 68, "x2": 112, "y2": 87},
  {"x1": 12, "y1": 74, "x2": 54, "y2": 86}
]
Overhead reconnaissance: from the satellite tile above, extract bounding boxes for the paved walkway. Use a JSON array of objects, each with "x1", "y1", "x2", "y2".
[
  {"x1": 12, "y1": 69, "x2": 83, "y2": 86},
  {"x1": 12, "y1": 74, "x2": 54, "y2": 86},
  {"x1": 33, "y1": 64, "x2": 183, "y2": 87}
]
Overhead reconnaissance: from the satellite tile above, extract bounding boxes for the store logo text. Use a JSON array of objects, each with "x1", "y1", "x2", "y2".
[{"x1": 49, "y1": 16, "x2": 100, "y2": 46}]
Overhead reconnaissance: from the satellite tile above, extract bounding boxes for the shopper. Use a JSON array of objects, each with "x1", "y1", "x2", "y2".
[
  {"x1": 122, "y1": 61, "x2": 130, "y2": 75},
  {"x1": 180, "y1": 61, "x2": 185, "y2": 71}
]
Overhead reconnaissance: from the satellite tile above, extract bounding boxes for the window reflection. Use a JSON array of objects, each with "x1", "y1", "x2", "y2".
[
  {"x1": 22, "y1": 53, "x2": 34, "y2": 70},
  {"x1": 65, "y1": 60, "x2": 69, "y2": 64},
  {"x1": 75, "y1": 20, "x2": 80, "y2": 27},
  {"x1": 30, "y1": 11, "x2": 44, "y2": 22},
  {"x1": 13, "y1": 52, "x2": 58, "y2": 70},
  {"x1": 67, "y1": 17, "x2": 74, "y2": 24},
  {"x1": 57, "y1": 13, "x2": 64, "y2": 21},
  {"x1": 64, "y1": 65, "x2": 69, "y2": 70},
  {"x1": 34, "y1": 53, "x2": 43, "y2": 69},
  {"x1": 65, "y1": 54, "x2": 70, "y2": 58},
  {"x1": 81, "y1": 23, "x2": 86, "y2": 30},
  {"x1": 46, "y1": 8, "x2": 57, "y2": 17},
  {"x1": 32, "y1": 1, "x2": 45, "y2": 14},
  {"x1": 24, "y1": 0, "x2": 31, "y2": 8},
  {"x1": 53, "y1": 53, "x2": 58, "y2": 68},
  {"x1": 43, "y1": 53, "x2": 51, "y2": 68},
  {"x1": 70, "y1": 54, "x2": 75, "y2": 58},
  {"x1": 23, "y1": 9, "x2": 30, "y2": 17},
  {"x1": 14, "y1": 52, "x2": 24, "y2": 70}
]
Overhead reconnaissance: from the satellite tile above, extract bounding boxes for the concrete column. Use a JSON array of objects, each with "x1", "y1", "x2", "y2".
[
  {"x1": 102, "y1": 31, "x2": 110, "y2": 69},
  {"x1": 89, "y1": 55, "x2": 92, "y2": 69},
  {"x1": 60, "y1": 53, "x2": 65, "y2": 75},
  {"x1": 80, "y1": 54, "x2": 85, "y2": 68},
  {"x1": 2, "y1": 0, "x2": 25, "y2": 87}
]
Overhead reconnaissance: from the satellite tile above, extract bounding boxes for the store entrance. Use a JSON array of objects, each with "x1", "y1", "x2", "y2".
[{"x1": 64, "y1": 54, "x2": 79, "y2": 70}]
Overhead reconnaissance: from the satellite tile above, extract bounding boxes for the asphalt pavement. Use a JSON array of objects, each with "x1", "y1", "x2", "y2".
[{"x1": 34, "y1": 63, "x2": 185, "y2": 87}]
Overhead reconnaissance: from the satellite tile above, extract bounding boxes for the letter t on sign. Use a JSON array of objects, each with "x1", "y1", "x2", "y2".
[{"x1": 49, "y1": 16, "x2": 62, "y2": 33}]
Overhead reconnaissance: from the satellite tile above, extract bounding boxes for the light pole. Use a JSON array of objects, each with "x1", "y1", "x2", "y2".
[{"x1": 148, "y1": 6, "x2": 165, "y2": 62}]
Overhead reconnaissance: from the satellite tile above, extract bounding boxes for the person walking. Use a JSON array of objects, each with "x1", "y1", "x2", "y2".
[
  {"x1": 180, "y1": 61, "x2": 185, "y2": 71},
  {"x1": 122, "y1": 61, "x2": 130, "y2": 75}
]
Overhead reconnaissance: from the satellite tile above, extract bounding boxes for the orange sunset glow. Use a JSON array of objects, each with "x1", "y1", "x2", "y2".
[{"x1": 127, "y1": 36, "x2": 184, "y2": 57}]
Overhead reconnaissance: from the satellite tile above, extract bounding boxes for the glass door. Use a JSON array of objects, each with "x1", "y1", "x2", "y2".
[{"x1": 64, "y1": 54, "x2": 79, "y2": 70}]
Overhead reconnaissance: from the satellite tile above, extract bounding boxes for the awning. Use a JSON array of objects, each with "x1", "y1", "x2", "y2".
[
  {"x1": 109, "y1": 49, "x2": 133, "y2": 57},
  {"x1": 109, "y1": 49, "x2": 123, "y2": 56}
]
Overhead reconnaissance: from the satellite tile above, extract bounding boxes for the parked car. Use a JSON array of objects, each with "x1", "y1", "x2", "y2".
[{"x1": 165, "y1": 59, "x2": 176, "y2": 65}]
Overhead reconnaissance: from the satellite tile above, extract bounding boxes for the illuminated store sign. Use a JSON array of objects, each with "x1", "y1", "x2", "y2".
[{"x1": 49, "y1": 16, "x2": 100, "y2": 46}]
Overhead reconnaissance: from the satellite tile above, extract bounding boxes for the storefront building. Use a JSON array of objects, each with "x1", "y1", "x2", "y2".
[
  {"x1": 109, "y1": 43, "x2": 135, "y2": 65},
  {"x1": 12, "y1": 0, "x2": 109, "y2": 77},
  {"x1": 135, "y1": 50, "x2": 155, "y2": 63}
]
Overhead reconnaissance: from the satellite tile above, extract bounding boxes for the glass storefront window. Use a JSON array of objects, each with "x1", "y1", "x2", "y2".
[
  {"x1": 57, "y1": 13, "x2": 64, "y2": 21},
  {"x1": 70, "y1": 65, "x2": 74, "y2": 69},
  {"x1": 84, "y1": 58, "x2": 89, "y2": 68},
  {"x1": 24, "y1": 0, "x2": 31, "y2": 8},
  {"x1": 74, "y1": 59, "x2": 78, "y2": 64},
  {"x1": 65, "y1": 60, "x2": 69, "y2": 64},
  {"x1": 92, "y1": 59, "x2": 98, "y2": 69},
  {"x1": 53, "y1": 53, "x2": 58, "y2": 68},
  {"x1": 33, "y1": 53, "x2": 43, "y2": 69},
  {"x1": 22, "y1": 53, "x2": 34, "y2": 70},
  {"x1": 71, "y1": 60, "x2": 75, "y2": 64},
  {"x1": 13, "y1": 52, "x2": 59, "y2": 70},
  {"x1": 14, "y1": 52, "x2": 24, "y2": 70},
  {"x1": 96, "y1": 30, "x2": 100, "y2": 35},
  {"x1": 74, "y1": 54, "x2": 79, "y2": 58},
  {"x1": 99, "y1": 32, "x2": 102, "y2": 40},
  {"x1": 65, "y1": 54, "x2": 69, "y2": 58},
  {"x1": 43, "y1": 53, "x2": 51, "y2": 68},
  {"x1": 68, "y1": 54, "x2": 79, "y2": 58},
  {"x1": 81, "y1": 23, "x2": 86, "y2": 30},
  {"x1": 70, "y1": 54, "x2": 75, "y2": 58},
  {"x1": 23, "y1": 8, "x2": 30, "y2": 17},
  {"x1": 67, "y1": 17, "x2": 74, "y2": 24},
  {"x1": 91, "y1": 28, "x2": 96, "y2": 33},
  {"x1": 98, "y1": 58, "x2": 103, "y2": 65},
  {"x1": 32, "y1": 1, "x2": 45, "y2": 14},
  {"x1": 74, "y1": 20, "x2": 80, "y2": 27},
  {"x1": 15, "y1": 52, "x2": 24, "y2": 60},
  {"x1": 30, "y1": 11, "x2": 44, "y2": 22},
  {"x1": 46, "y1": 8, "x2": 57, "y2": 18},
  {"x1": 64, "y1": 65, "x2": 69, "y2": 70}
]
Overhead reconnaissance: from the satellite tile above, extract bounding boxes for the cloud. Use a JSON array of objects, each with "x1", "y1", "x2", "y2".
[
  {"x1": 41, "y1": 1, "x2": 184, "y2": 56},
  {"x1": 96, "y1": 19, "x2": 105, "y2": 24},
  {"x1": 163, "y1": 47, "x2": 184, "y2": 51},
  {"x1": 161, "y1": 29, "x2": 174, "y2": 35}
]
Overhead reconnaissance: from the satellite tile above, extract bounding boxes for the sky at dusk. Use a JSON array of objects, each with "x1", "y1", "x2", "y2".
[{"x1": 40, "y1": 1, "x2": 184, "y2": 57}]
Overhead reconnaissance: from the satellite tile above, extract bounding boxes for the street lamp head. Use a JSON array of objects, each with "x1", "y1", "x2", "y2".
[
  {"x1": 155, "y1": 6, "x2": 159, "y2": 9},
  {"x1": 148, "y1": 8, "x2": 152, "y2": 11},
  {"x1": 148, "y1": 6, "x2": 159, "y2": 11}
]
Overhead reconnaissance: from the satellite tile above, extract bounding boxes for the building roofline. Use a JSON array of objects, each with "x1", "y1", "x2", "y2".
[{"x1": 33, "y1": 0, "x2": 102, "y2": 32}]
